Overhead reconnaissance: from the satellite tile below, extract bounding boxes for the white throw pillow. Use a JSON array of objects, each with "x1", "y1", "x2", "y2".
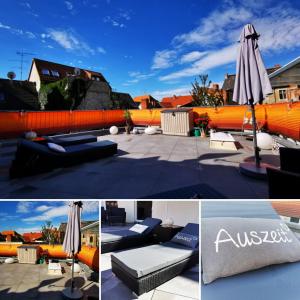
[
  {"x1": 47, "y1": 142, "x2": 66, "y2": 153},
  {"x1": 129, "y1": 224, "x2": 148, "y2": 234}
]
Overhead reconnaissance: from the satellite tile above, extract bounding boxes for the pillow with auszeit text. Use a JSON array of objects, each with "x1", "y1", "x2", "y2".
[
  {"x1": 129, "y1": 224, "x2": 148, "y2": 234},
  {"x1": 171, "y1": 232, "x2": 199, "y2": 249},
  {"x1": 202, "y1": 217, "x2": 300, "y2": 284}
]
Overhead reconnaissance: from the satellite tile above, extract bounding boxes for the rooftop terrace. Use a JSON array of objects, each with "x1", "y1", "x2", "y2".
[
  {"x1": 0, "y1": 133, "x2": 279, "y2": 198},
  {"x1": 0, "y1": 260, "x2": 99, "y2": 300}
]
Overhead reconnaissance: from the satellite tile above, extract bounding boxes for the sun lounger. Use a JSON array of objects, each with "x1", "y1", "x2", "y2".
[
  {"x1": 45, "y1": 134, "x2": 97, "y2": 146},
  {"x1": 101, "y1": 218, "x2": 162, "y2": 254},
  {"x1": 110, "y1": 223, "x2": 199, "y2": 295},
  {"x1": 279, "y1": 147, "x2": 300, "y2": 174},
  {"x1": 267, "y1": 167, "x2": 300, "y2": 199},
  {"x1": 9, "y1": 139, "x2": 118, "y2": 178}
]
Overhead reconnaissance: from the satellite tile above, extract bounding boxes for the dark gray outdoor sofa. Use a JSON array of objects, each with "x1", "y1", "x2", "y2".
[
  {"x1": 267, "y1": 147, "x2": 300, "y2": 198},
  {"x1": 101, "y1": 218, "x2": 162, "y2": 254},
  {"x1": 9, "y1": 138, "x2": 118, "y2": 178},
  {"x1": 111, "y1": 223, "x2": 199, "y2": 295}
]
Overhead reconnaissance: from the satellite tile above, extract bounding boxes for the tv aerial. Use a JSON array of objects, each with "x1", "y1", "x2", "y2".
[{"x1": 15, "y1": 49, "x2": 35, "y2": 80}]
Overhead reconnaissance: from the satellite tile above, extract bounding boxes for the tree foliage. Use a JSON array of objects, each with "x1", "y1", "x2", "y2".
[
  {"x1": 39, "y1": 77, "x2": 88, "y2": 110},
  {"x1": 191, "y1": 74, "x2": 224, "y2": 107},
  {"x1": 41, "y1": 221, "x2": 60, "y2": 245}
]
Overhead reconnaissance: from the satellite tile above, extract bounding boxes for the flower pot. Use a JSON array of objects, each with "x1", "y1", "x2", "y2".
[{"x1": 194, "y1": 129, "x2": 200, "y2": 137}]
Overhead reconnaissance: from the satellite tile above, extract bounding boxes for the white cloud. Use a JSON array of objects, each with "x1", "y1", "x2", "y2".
[
  {"x1": 65, "y1": 1, "x2": 73, "y2": 10},
  {"x1": 173, "y1": 7, "x2": 252, "y2": 47},
  {"x1": 36, "y1": 205, "x2": 51, "y2": 212},
  {"x1": 123, "y1": 71, "x2": 155, "y2": 86},
  {"x1": 160, "y1": 44, "x2": 238, "y2": 81},
  {"x1": 0, "y1": 22, "x2": 36, "y2": 39},
  {"x1": 180, "y1": 51, "x2": 208, "y2": 64},
  {"x1": 103, "y1": 16, "x2": 125, "y2": 28},
  {"x1": 46, "y1": 29, "x2": 95, "y2": 55},
  {"x1": 17, "y1": 202, "x2": 33, "y2": 213},
  {"x1": 151, "y1": 86, "x2": 191, "y2": 100},
  {"x1": 23, "y1": 201, "x2": 99, "y2": 222},
  {"x1": 97, "y1": 46, "x2": 106, "y2": 54},
  {"x1": 152, "y1": 50, "x2": 177, "y2": 70},
  {"x1": 157, "y1": 1, "x2": 300, "y2": 82}
]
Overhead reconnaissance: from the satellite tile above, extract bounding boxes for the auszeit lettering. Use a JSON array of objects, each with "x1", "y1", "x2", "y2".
[{"x1": 214, "y1": 223, "x2": 293, "y2": 253}]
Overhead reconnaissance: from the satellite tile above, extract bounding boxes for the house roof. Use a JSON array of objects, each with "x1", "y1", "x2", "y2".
[
  {"x1": 58, "y1": 220, "x2": 97, "y2": 232},
  {"x1": 133, "y1": 95, "x2": 152, "y2": 103},
  {"x1": 0, "y1": 79, "x2": 39, "y2": 110},
  {"x1": 2, "y1": 230, "x2": 18, "y2": 236},
  {"x1": 81, "y1": 221, "x2": 99, "y2": 231},
  {"x1": 272, "y1": 201, "x2": 300, "y2": 218},
  {"x1": 29, "y1": 58, "x2": 107, "y2": 83},
  {"x1": 269, "y1": 56, "x2": 300, "y2": 78},
  {"x1": 161, "y1": 95, "x2": 193, "y2": 108},
  {"x1": 22, "y1": 232, "x2": 43, "y2": 242},
  {"x1": 222, "y1": 65, "x2": 282, "y2": 91}
]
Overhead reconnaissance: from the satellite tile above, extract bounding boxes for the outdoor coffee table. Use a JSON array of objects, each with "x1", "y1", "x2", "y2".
[{"x1": 48, "y1": 262, "x2": 62, "y2": 275}]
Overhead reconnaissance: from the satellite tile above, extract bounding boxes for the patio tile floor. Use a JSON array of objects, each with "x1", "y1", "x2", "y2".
[
  {"x1": 0, "y1": 261, "x2": 99, "y2": 300},
  {"x1": 0, "y1": 133, "x2": 279, "y2": 198}
]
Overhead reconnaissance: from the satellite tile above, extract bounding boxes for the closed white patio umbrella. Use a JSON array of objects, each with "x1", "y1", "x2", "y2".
[
  {"x1": 62, "y1": 201, "x2": 83, "y2": 299},
  {"x1": 233, "y1": 24, "x2": 273, "y2": 178}
]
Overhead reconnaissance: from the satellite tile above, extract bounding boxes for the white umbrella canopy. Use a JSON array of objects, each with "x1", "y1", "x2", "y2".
[
  {"x1": 233, "y1": 24, "x2": 273, "y2": 177},
  {"x1": 62, "y1": 201, "x2": 83, "y2": 299},
  {"x1": 233, "y1": 24, "x2": 272, "y2": 105},
  {"x1": 63, "y1": 201, "x2": 82, "y2": 256}
]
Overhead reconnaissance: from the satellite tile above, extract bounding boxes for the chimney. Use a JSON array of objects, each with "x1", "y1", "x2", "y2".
[
  {"x1": 225, "y1": 73, "x2": 229, "y2": 79},
  {"x1": 212, "y1": 83, "x2": 219, "y2": 90},
  {"x1": 274, "y1": 64, "x2": 281, "y2": 68}
]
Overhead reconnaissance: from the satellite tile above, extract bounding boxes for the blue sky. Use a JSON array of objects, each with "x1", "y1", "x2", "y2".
[
  {"x1": 0, "y1": 201, "x2": 99, "y2": 233},
  {"x1": 0, "y1": 0, "x2": 300, "y2": 100}
]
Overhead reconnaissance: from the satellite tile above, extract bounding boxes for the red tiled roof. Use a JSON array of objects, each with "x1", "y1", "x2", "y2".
[
  {"x1": 22, "y1": 232, "x2": 43, "y2": 242},
  {"x1": 1, "y1": 230, "x2": 17, "y2": 236},
  {"x1": 133, "y1": 95, "x2": 151, "y2": 103},
  {"x1": 161, "y1": 95, "x2": 193, "y2": 108},
  {"x1": 272, "y1": 201, "x2": 300, "y2": 218}
]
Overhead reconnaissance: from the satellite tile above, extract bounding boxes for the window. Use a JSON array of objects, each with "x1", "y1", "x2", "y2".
[
  {"x1": 51, "y1": 70, "x2": 60, "y2": 77},
  {"x1": 92, "y1": 76, "x2": 100, "y2": 81},
  {"x1": 41, "y1": 69, "x2": 50, "y2": 76},
  {"x1": 0, "y1": 92, "x2": 5, "y2": 102},
  {"x1": 89, "y1": 236, "x2": 93, "y2": 243},
  {"x1": 290, "y1": 217, "x2": 299, "y2": 223},
  {"x1": 279, "y1": 89, "x2": 287, "y2": 100}
]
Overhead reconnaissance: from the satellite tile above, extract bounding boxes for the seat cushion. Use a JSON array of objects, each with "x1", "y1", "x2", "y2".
[
  {"x1": 111, "y1": 242, "x2": 195, "y2": 278},
  {"x1": 101, "y1": 230, "x2": 140, "y2": 243}
]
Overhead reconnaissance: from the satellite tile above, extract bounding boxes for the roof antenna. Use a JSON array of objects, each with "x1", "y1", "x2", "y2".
[{"x1": 16, "y1": 49, "x2": 35, "y2": 80}]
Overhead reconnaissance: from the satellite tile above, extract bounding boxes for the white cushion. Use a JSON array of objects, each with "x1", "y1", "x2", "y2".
[
  {"x1": 47, "y1": 142, "x2": 66, "y2": 153},
  {"x1": 129, "y1": 224, "x2": 149, "y2": 234},
  {"x1": 5, "y1": 258, "x2": 14, "y2": 264},
  {"x1": 210, "y1": 132, "x2": 235, "y2": 142},
  {"x1": 110, "y1": 126, "x2": 118, "y2": 135},
  {"x1": 145, "y1": 127, "x2": 157, "y2": 135}
]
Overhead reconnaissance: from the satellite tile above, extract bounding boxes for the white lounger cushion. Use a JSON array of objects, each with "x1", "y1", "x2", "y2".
[
  {"x1": 111, "y1": 242, "x2": 195, "y2": 278},
  {"x1": 129, "y1": 224, "x2": 148, "y2": 234}
]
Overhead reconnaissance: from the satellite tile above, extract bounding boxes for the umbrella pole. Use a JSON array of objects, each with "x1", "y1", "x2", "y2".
[
  {"x1": 250, "y1": 103, "x2": 260, "y2": 168},
  {"x1": 71, "y1": 251, "x2": 74, "y2": 293}
]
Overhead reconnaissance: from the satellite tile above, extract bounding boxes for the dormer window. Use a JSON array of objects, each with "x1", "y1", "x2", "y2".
[
  {"x1": 51, "y1": 70, "x2": 60, "y2": 77},
  {"x1": 92, "y1": 76, "x2": 100, "y2": 81},
  {"x1": 41, "y1": 69, "x2": 50, "y2": 76}
]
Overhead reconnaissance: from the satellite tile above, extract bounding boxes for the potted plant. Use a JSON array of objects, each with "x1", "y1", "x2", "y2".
[
  {"x1": 194, "y1": 113, "x2": 209, "y2": 138},
  {"x1": 124, "y1": 110, "x2": 132, "y2": 134}
]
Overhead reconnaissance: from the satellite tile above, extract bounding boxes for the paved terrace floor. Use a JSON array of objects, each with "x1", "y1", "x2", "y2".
[
  {"x1": 101, "y1": 251, "x2": 199, "y2": 300},
  {"x1": 0, "y1": 133, "x2": 279, "y2": 198},
  {"x1": 0, "y1": 261, "x2": 99, "y2": 300}
]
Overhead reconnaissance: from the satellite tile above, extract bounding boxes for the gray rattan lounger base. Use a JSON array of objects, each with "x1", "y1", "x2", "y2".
[{"x1": 111, "y1": 253, "x2": 198, "y2": 295}]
